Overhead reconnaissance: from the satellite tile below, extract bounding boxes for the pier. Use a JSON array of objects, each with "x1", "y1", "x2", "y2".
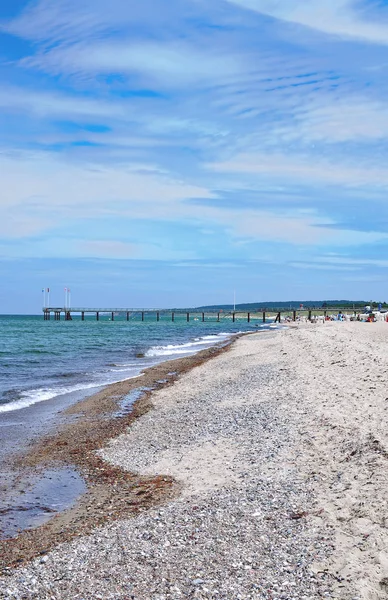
[
  {"x1": 42, "y1": 307, "x2": 277, "y2": 322},
  {"x1": 42, "y1": 306, "x2": 359, "y2": 323}
]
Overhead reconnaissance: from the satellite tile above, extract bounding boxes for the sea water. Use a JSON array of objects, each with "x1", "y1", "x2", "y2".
[{"x1": 0, "y1": 314, "x2": 269, "y2": 414}]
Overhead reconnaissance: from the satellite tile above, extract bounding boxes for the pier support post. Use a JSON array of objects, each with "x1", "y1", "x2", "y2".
[
  {"x1": 247, "y1": 312, "x2": 250, "y2": 323},
  {"x1": 293, "y1": 310, "x2": 296, "y2": 321},
  {"x1": 232, "y1": 313, "x2": 235, "y2": 323},
  {"x1": 81, "y1": 312, "x2": 85, "y2": 321},
  {"x1": 308, "y1": 310, "x2": 312, "y2": 321},
  {"x1": 187, "y1": 312, "x2": 190, "y2": 322},
  {"x1": 172, "y1": 312, "x2": 174, "y2": 322},
  {"x1": 141, "y1": 312, "x2": 144, "y2": 322},
  {"x1": 111, "y1": 312, "x2": 114, "y2": 321},
  {"x1": 157, "y1": 312, "x2": 160, "y2": 322},
  {"x1": 202, "y1": 312, "x2": 205, "y2": 322},
  {"x1": 96, "y1": 312, "x2": 99, "y2": 321},
  {"x1": 263, "y1": 312, "x2": 266, "y2": 323},
  {"x1": 217, "y1": 312, "x2": 220, "y2": 322},
  {"x1": 127, "y1": 312, "x2": 129, "y2": 321}
]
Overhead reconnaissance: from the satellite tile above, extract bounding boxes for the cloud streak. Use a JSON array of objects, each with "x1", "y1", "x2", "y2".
[{"x1": 225, "y1": 0, "x2": 388, "y2": 45}]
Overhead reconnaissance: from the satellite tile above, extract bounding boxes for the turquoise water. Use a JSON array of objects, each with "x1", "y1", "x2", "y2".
[{"x1": 0, "y1": 314, "x2": 267, "y2": 414}]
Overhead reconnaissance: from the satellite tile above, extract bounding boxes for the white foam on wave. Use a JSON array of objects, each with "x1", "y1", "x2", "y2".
[
  {"x1": 0, "y1": 374, "x2": 143, "y2": 414},
  {"x1": 0, "y1": 382, "x2": 100, "y2": 414},
  {"x1": 145, "y1": 332, "x2": 232, "y2": 358}
]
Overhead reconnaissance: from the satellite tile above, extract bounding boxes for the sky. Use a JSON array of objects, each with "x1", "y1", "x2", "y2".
[{"x1": 2, "y1": 0, "x2": 388, "y2": 312}]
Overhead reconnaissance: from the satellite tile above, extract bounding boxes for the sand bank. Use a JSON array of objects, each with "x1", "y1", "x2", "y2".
[{"x1": 1, "y1": 323, "x2": 388, "y2": 599}]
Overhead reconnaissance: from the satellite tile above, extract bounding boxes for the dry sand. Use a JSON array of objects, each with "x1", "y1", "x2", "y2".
[{"x1": 1, "y1": 322, "x2": 388, "y2": 599}]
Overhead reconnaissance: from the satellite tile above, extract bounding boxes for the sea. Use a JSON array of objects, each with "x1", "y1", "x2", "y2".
[
  {"x1": 0, "y1": 314, "x2": 274, "y2": 414},
  {"x1": 0, "y1": 313, "x2": 276, "y2": 537}
]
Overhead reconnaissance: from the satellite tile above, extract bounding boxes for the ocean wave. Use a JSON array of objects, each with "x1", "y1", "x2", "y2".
[
  {"x1": 0, "y1": 373, "x2": 144, "y2": 414},
  {"x1": 145, "y1": 332, "x2": 232, "y2": 358},
  {"x1": 0, "y1": 382, "x2": 100, "y2": 414}
]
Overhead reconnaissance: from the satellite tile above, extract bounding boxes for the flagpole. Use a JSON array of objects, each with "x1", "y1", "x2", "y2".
[
  {"x1": 47, "y1": 288, "x2": 50, "y2": 308},
  {"x1": 42, "y1": 289, "x2": 46, "y2": 309},
  {"x1": 64, "y1": 287, "x2": 67, "y2": 310},
  {"x1": 68, "y1": 288, "x2": 71, "y2": 309}
]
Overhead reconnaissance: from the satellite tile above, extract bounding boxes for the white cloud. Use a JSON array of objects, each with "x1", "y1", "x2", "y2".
[
  {"x1": 289, "y1": 262, "x2": 360, "y2": 271},
  {"x1": 291, "y1": 96, "x2": 388, "y2": 143},
  {"x1": 209, "y1": 151, "x2": 388, "y2": 188},
  {"x1": 0, "y1": 150, "x2": 216, "y2": 236},
  {"x1": 216, "y1": 209, "x2": 386, "y2": 246},
  {"x1": 3, "y1": 0, "x2": 181, "y2": 43},
  {"x1": 225, "y1": 0, "x2": 388, "y2": 45},
  {"x1": 316, "y1": 257, "x2": 388, "y2": 267},
  {"x1": 19, "y1": 39, "x2": 244, "y2": 87},
  {"x1": 0, "y1": 149, "x2": 382, "y2": 251},
  {"x1": 0, "y1": 86, "x2": 127, "y2": 120}
]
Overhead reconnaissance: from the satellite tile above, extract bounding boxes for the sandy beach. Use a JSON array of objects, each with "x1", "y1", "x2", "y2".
[{"x1": 1, "y1": 322, "x2": 388, "y2": 599}]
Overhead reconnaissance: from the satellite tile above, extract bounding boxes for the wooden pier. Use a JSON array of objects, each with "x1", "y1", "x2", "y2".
[
  {"x1": 42, "y1": 306, "x2": 358, "y2": 323},
  {"x1": 42, "y1": 307, "x2": 285, "y2": 323}
]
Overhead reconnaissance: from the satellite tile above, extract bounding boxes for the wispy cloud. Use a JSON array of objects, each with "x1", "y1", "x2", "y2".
[
  {"x1": 208, "y1": 151, "x2": 388, "y2": 188},
  {"x1": 225, "y1": 0, "x2": 388, "y2": 45}
]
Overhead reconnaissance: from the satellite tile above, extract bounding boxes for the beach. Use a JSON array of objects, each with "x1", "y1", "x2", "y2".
[{"x1": 1, "y1": 321, "x2": 388, "y2": 599}]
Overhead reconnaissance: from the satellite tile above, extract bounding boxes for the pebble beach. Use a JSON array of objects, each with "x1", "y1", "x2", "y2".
[{"x1": 2, "y1": 322, "x2": 388, "y2": 599}]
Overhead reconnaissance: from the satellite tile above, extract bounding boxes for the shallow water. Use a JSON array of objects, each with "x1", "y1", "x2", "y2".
[{"x1": 0, "y1": 466, "x2": 85, "y2": 539}]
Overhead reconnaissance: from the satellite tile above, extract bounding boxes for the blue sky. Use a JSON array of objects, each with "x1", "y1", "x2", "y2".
[{"x1": 2, "y1": 0, "x2": 388, "y2": 312}]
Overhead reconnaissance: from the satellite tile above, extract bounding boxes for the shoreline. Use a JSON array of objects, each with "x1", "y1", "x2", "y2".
[{"x1": 0, "y1": 332, "x2": 250, "y2": 572}]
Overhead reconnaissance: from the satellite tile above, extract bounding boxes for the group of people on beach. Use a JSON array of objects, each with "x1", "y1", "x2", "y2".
[{"x1": 287, "y1": 311, "x2": 388, "y2": 324}]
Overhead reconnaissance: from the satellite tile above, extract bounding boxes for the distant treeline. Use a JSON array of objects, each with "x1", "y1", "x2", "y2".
[{"x1": 196, "y1": 300, "x2": 388, "y2": 311}]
